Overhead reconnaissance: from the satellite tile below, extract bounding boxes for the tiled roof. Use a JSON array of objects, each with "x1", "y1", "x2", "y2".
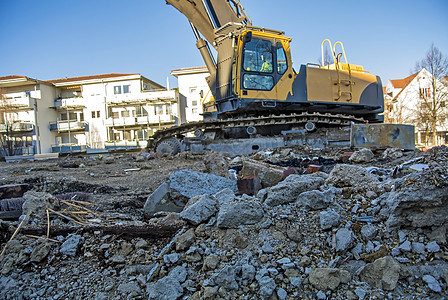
[
  {"x1": 0, "y1": 75, "x2": 29, "y2": 81},
  {"x1": 46, "y1": 73, "x2": 140, "y2": 84},
  {"x1": 391, "y1": 71, "x2": 420, "y2": 101},
  {"x1": 390, "y1": 72, "x2": 418, "y2": 89}
]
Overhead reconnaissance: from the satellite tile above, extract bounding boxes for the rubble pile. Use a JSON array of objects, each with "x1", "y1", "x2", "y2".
[{"x1": 0, "y1": 146, "x2": 447, "y2": 299}]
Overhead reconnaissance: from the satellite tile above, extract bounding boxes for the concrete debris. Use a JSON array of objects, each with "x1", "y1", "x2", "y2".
[
  {"x1": 0, "y1": 146, "x2": 447, "y2": 299},
  {"x1": 216, "y1": 195, "x2": 264, "y2": 228},
  {"x1": 349, "y1": 148, "x2": 374, "y2": 163},
  {"x1": 260, "y1": 174, "x2": 324, "y2": 206}
]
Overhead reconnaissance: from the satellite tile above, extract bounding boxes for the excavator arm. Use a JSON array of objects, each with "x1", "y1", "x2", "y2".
[{"x1": 165, "y1": 0, "x2": 251, "y2": 48}]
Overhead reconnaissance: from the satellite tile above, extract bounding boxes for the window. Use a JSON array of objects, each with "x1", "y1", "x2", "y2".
[
  {"x1": 91, "y1": 111, "x2": 100, "y2": 118},
  {"x1": 189, "y1": 87, "x2": 197, "y2": 94},
  {"x1": 277, "y1": 43, "x2": 287, "y2": 74},
  {"x1": 123, "y1": 85, "x2": 130, "y2": 94},
  {"x1": 166, "y1": 104, "x2": 172, "y2": 115},
  {"x1": 121, "y1": 110, "x2": 130, "y2": 118},
  {"x1": 192, "y1": 100, "x2": 198, "y2": 107},
  {"x1": 243, "y1": 74, "x2": 274, "y2": 90},
  {"x1": 136, "y1": 106, "x2": 148, "y2": 117},
  {"x1": 243, "y1": 38, "x2": 273, "y2": 73},
  {"x1": 112, "y1": 112, "x2": 119, "y2": 119},
  {"x1": 242, "y1": 37, "x2": 275, "y2": 91},
  {"x1": 155, "y1": 105, "x2": 164, "y2": 115},
  {"x1": 114, "y1": 86, "x2": 122, "y2": 95},
  {"x1": 419, "y1": 88, "x2": 431, "y2": 98}
]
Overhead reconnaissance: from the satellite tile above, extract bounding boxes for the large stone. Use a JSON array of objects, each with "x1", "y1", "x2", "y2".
[
  {"x1": 335, "y1": 228, "x2": 355, "y2": 252},
  {"x1": 296, "y1": 188, "x2": 335, "y2": 210},
  {"x1": 309, "y1": 268, "x2": 351, "y2": 291},
  {"x1": 325, "y1": 164, "x2": 379, "y2": 189},
  {"x1": 422, "y1": 275, "x2": 442, "y2": 293},
  {"x1": 30, "y1": 240, "x2": 51, "y2": 263},
  {"x1": 60, "y1": 234, "x2": 82, "y2": 257},
  {"x1": 175, "y1": 228, "x2": 196, "y2": 251},
  {"x1": 258, "y1": 276, "x2": 277, "y2": 298},
  {"x1": 349, "y1": 148, "x2": 374, "y2": 163},
  {"x1": 179, "y1": 195, "x2": 218, "y2": 225},
  {"x1": 216, "y1": 195, "x2": 264, "y2": 228},
  {"x1": 262, "y1": 175, "x2": 324, "y2": 207},
  {"x1": 144, "y1": 182, "x2": 184, "y2": 216},
  {"x1": 359, "y1": 256, "x2": 401, "y2": 291},
  {"x1": 379, "y1": 186, "x2": 448, "y2": 230},
  {"x1": 214, "y1": 266, "x2": 238, "y2": 290},
  {"x1": 320, "y1": 209, "x2": 340, "y2": 230},
  {"x1": 147, "y1": 276, "x2": 183, "y2": 300},
  {"x1": 169, "y1": 169, "x2": 237, "y2": 199}
]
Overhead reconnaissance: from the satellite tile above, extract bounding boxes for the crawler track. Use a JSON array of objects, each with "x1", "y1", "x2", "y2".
[{"x1": 148, "y1": 112, "x2": 366, "y2": 150}]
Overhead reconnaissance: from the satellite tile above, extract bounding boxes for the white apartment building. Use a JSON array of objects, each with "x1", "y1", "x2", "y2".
[
  {"x1": 0, "y1": 73, "x2": 186, "y2": 157},
  {"x1": 384, "y1": 68, "x2": 448, "y2": 146},
  {"x1": 171, "y1": 67, "x2": 213, "y2": 122}
]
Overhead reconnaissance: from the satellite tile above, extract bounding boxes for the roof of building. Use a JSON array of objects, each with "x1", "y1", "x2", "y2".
[
  {"x1": 0, "y1": 75, "x2": 29, "y2": 81},
  {"x1": 171, "y1": 66, "x2": 209, "y2": 77},
  {"x1": 391, "y1": 71, "x2": 420, "y2": 101},
  {"x1": 390, "y1": 72, "x2": 418, "y2": 89},
  {"x1": 46, "y1": 73, "x2": 140, "y2": 84}
]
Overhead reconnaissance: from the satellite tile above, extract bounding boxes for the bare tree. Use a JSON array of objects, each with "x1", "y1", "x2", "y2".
[{"x1": 414, "y1": 44, "x2": 448, "y2": 145}]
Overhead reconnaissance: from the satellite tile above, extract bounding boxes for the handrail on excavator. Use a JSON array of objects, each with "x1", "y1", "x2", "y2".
[{"x1": 321, "y1": 39, "x2": 336, "y2": 68}]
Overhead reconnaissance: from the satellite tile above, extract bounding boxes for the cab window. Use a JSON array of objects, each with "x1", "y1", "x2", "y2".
[
  {"x1": 242, "y1": 37, "x2": 274, "y2": 90},
  {"x1": 277, "y1": 43, "x2": 287, "y2": 74}
]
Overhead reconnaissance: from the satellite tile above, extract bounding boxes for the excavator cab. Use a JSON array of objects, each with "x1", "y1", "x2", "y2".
[{"x1": 235, "y1": 30, "x2": 295, "y2": 102}]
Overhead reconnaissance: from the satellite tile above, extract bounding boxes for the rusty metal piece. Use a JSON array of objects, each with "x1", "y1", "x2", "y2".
[
  {"x1": 351, "y1": 124, "x2": 415, "y2": 150},
  {"x1": 237, "y1": 175, "x2": 262, "y2": 196},
  {"x1": 306, "y1": 164, "x2": 321, "y2": 174}
]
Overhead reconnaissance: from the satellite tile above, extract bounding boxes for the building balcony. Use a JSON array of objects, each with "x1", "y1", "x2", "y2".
[
  {"x1": 105, "y1": 115, "x2": 175, "y2": 127},
  {"x1": 106, "y1": 90, "x2": 177, "y2": 105},
  {"x1": 0, "y1": 122, "x2": 34, "y2": 133},
  {"x1": 2, "y1": 96, "x2": 33, "y2": 110},
  {"x1": 54, "y1": 98, "x2": 85, "y2": 109},
  {"x1": 51, "y1": 144, "x2": 87, "y2": 154},
  {"x1": 49, "y1": 120, "x2": 88, "y2": 132}
]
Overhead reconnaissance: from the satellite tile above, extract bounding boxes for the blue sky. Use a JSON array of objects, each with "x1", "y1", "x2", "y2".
[{"x1": 1, "y1": 0, "x2": 447, "y2": 87}]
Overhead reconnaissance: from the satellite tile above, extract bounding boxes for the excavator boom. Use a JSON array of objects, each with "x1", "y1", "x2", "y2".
[{"x1": 165, "y1": 0, "x2": 251, "y2": 48}]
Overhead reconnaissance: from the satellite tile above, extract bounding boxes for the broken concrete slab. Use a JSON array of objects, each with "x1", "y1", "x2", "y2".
[
  {"x1": 325, "y1": 164, "x2": 379, "y2": 189},
  {"x1": 240, "y1": 159, "x2": 286, "y2": 188},
  {"x1": 216, "y1": 195, "x2": 265, "y2": 228},
  {"x1": 144, "y1": 182, "x2": 184, "y2": 216},
  {"x1": 349, "y1": 148, "x2": 374, "y2": 163},
  {"x1": 144, "y1": 170, "x2": 237, "y2": 216},
  {"x1": 179, "y1": 195, "x2": 218, "y2": 225},
  {"x1": 261, "y1": 174, "x2": 324, "y2": 207},
  {"x1": 169, "y1": 169, "x2": 237, "y2": 199}
]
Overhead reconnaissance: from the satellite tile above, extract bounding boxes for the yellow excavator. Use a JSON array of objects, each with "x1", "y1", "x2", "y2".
[{"x1": 150, "y1": 0, "x2": 385, "y2": 155}]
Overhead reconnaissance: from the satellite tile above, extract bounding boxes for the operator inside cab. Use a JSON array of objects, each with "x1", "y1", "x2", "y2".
[{"x1": 260, "y1": 53, "x2": 273, "y2": 72}]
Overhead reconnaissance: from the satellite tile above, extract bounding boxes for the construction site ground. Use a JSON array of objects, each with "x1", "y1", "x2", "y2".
[{"x1": 0, "y1": 145, "x2": 447, "y2": 299}]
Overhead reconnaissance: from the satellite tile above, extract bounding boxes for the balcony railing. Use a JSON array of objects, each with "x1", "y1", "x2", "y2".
[
  {"x1": 3, "y1": 96, "x2": 33, "y2": 109},
  {"x1": 54, "y1": 98, "x2": 85, "y2": 108},
  {"x1": 106, "y1": 90, "x2": 177, "y2": 105},
  {"x1": 49, "y1": 120, "x2": 87, "y2": 132},
  {"x1": 0, "y1": 122, "x2": 34, "y2": 133},
  {"x1": 104, "y1": 115, "x2": 175, "y2": 127},
  {"x1": 51, "y1": 144, "x2": 87, "y2": 153}
]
